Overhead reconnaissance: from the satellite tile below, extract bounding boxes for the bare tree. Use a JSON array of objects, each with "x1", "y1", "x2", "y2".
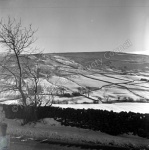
[
  {"x1": 0, "y1": 17, "x2": 39, "y2": 124},
  {"x1": 86, "y1": 86, "x2": 92, "y2": 98},
  {"x1": 0, "y1": 17, "x2": 36, "y2": 106},
  {"x1": 24, "y1": 60, "x2": 55, "y2": 107}
]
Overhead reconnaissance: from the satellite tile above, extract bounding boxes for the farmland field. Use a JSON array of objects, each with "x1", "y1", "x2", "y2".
[{"x1": 53, "y1": 103, "x2": 149, "y2": 114}]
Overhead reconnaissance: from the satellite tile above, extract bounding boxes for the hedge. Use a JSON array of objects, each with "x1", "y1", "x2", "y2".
[{"x1": 2, "y1": 104, "x2": 149, "y2": 138}]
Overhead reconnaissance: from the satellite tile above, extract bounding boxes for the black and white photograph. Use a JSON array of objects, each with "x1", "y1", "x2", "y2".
[{"x1": 0, "y1": 0, "x2": 149, "y2": 149}]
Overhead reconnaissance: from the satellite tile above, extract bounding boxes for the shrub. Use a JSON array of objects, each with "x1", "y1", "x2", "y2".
[
  {"x1": 62, "y1": 93, "x2": 71, "y2": 97},
  {"x1": 72, "y1": 92, "x2": 81, "y2": 97}
]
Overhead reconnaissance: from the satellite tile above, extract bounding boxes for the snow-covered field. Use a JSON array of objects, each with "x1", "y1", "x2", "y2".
[
  {"x1": 53, "y1": 103, "x2": 149, "y2": 114},
  {"x1": 1, "y1": 98, "x2": 149, "y2": 114}
]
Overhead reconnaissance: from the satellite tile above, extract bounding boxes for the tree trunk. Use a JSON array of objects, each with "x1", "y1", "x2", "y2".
[
  {"x1": 33, "y1": 106, "x2": 38, "y2": 123},
  {"x1": 23, "y1": 106, "x2": 34, "y2": 125}
]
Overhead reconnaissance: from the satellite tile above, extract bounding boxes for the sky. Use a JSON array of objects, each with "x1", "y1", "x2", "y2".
[{"x1": 0, "y1": 0, "x2": 149, "y2": 55}]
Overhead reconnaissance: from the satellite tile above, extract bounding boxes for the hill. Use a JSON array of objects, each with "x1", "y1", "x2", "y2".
[
  {"x1": 0, "y1": 51, "x2": 149, "y2": 107},
  {"x1": 52, "y1": 51, "x2": 149, "y2": 71}
]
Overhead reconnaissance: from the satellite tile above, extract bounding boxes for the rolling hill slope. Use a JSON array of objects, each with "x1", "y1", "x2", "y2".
[{"x1": 0, "y1": 51, "x2": 149, "y2": 106}]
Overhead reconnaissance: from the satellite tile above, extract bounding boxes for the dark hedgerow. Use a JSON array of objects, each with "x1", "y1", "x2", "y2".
[{"x1": 2, "y1": 104, "x2": 149, "y2": 138}]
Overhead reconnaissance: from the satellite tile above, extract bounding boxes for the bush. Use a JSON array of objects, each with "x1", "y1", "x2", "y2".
[
  {"x1": 138, "y1": 128, "x2": 147, "y2": 138},
  {"x1": 63, "y1": 93, "x2": 71, "y2": 97},
  {"x1": 72, "y1": 92, "x2": 81, "y2": 97}
]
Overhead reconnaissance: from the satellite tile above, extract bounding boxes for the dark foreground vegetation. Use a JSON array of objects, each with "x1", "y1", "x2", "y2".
[{"x1": 2, "y1": 105, "x2": 149, "y2": 138}]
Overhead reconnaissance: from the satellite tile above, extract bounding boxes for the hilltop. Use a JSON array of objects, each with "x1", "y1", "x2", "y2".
[{"x1": 51, "y1": 51, "x2": 149, "y2": 71}]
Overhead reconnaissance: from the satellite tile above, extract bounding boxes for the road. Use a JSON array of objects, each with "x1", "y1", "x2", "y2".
[
  {"x1": 10, "y1": 138, "x2": 134, "y2": 150},
  {"x1": 11, "y1": 141, "x2": 83, "y2": 150}
]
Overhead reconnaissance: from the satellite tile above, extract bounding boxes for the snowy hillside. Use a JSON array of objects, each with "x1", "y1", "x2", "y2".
[{"x1": 0, "y1": 52, "x2": 149, "y2": 113}]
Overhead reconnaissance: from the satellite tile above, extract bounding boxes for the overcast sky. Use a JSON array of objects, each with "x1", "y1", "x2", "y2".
[{"x1": 0, "y1": 0, "x2": 149, "y2": 54}]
